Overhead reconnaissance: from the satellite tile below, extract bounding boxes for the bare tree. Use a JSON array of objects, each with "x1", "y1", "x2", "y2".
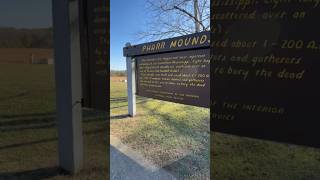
[{"x1": 136, "y1": 0, "x2": 210, "y2": 41}]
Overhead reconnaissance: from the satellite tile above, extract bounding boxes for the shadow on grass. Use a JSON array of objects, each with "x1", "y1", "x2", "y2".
[
  {"x1": 140, "y1": 102, "x2": 209, "y2": 144},
  {"x1": 110, "y1": 97, "x2": 127, "y2": 102},
  {"x1": 120, "y1": 101, "x2": 209, "y2": 178},
  {"x1": 162, "y1": 147, "x2": 209, "y2": 179},
  {"x1": 0, "y1": 109, "x2": 105, "y2": 121},
  {"x1": 111, "y1": 99, "x2": 150, "y2": 109},
  {"x1": 0, "y1": 167, "x2": 65, "y2": 180},
  {"x1": 111, "y1": 114, "x2": 130, "y2": 120},
  {"x1": 0, "y1": 109, "x2": 107, "y2": 132},
  {"x1": 0, "y1": 128, "x2": 106, "y2": 151},
  {"x1": 0, "y1": 112, "x2": 55, "y2": 119},
  {"x1": 0, "y1": 91, "x2": 29, "y2": 102},
  {"x1": 110, "y1": 97, "x2": 147, "y2": 102}
]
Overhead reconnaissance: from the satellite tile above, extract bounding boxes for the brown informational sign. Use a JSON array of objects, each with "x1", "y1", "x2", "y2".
[
  {"x1": 211, "y1": 2, "x2": 320, "y2": 147},
  {"x1": 136, "y1": 49, "x2": 210, "y2": 108},
  {"x1": 125, "y1": 32, "x2": 210, "y2": 108},
  {"x1": 80, "y1": 0, "x2": 109, "y2": 111},
  {"x1": 124, "y1": 31, "x2": 210, "y2": 56}
]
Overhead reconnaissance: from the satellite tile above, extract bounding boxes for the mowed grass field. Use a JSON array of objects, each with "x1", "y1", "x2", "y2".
[
  {"x1": 0, "y1": 64, "x2": 108, "y2": 179},
  {"x1": 211, "y1": 132, "x2": 320, "y2": 180},
  {"x1": 110, "y1": 77, "x2": 320, "y2": 180},
  {"x1": 1, "y1": 63, "x2": 320, "y2": 180},
  {"x1": 110, "y1": 77, "x2": 210, "y2": 179}
]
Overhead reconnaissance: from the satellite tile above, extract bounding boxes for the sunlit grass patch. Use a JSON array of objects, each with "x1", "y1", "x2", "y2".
[{"x1": 110, "y1": 80, "x2": 210, "y2": 179}]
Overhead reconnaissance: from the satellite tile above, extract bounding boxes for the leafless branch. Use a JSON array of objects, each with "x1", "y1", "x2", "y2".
[{"x1": 136, "y1": 0, "x2": 209, "y2": 42}]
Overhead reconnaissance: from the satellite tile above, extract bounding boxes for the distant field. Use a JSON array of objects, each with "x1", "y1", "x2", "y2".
[
  {"x1": 0, "y1": 64, "x2": 108, "y2": 179},
  {"x1": 110, "y1": 76, "x2": 126, "y2": 82},
  {"x1": 0, "y1": 48, "x2": 53, "y2": 64}
]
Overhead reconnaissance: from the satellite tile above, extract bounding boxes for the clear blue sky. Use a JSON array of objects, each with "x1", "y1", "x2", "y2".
[
  {"x1": 0, "y1": 0, "x2": 52, "y2": 28},
  {"x1": 111, "y1": 0, "x2": 149, "y2": 70}
]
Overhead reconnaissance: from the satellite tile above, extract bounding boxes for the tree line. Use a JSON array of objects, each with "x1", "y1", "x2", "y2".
[
  {"x1": 0, "y1": 27, "x2": 53, "y2": 48},
  {"x1": 110, "y1": 70, "x2": 126, "y2": 77}
]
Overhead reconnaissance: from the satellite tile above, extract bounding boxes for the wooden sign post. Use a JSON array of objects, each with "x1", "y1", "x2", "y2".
[
  {"x1": 125, "y1": 43, "x2": 137, "y2": 117},
  {"x1": 53, "y1": 0, "x2": 108, "y2": 174},
  {"x1": 52, "y1": 0, "x2": 83, "y2": 174}
]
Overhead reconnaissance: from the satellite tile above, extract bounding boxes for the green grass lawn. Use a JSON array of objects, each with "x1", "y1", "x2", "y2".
[
  {"x1": 211, "y1": 132, "x2": 320, "y2": 180},
  {"x1": 0, "y1": 64, "x2": 108, "y2": 179},
  {"x1": 110, "y1": 79, "x2": 210, "y2": 179},
  {"x1": 2, "y1": 64, "x2": 320, "y2": 180},
  {"x1": 111, "y1": 78, "x2": 320, "y2": 180}
]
